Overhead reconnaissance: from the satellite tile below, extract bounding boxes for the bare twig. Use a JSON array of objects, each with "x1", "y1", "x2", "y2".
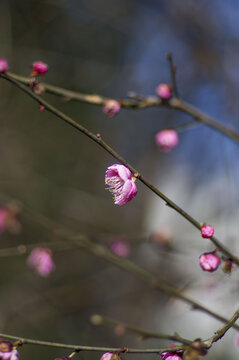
[
  {"x1": 205, "y1": 307, "x2": 239, "y2": 348},
  {"x1": 0, "y1": 331, "x2": 183, "y2": 354},
  {"x1": 167, "y1": 53, "x2": 179, "y2": 98},
  {"x1": 90, "y1": 314, "x2": 193, "y2": 346}
]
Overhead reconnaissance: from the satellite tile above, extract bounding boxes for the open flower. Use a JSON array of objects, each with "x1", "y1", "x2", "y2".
[
  {"x1": 0, "y1": 340, "x2": 19, "y2": 360},
  {"x1": 155, "y1": 130, "x2": 178, "y2": 152},
  {"x1": 27, "y1": 247, "x2": 55, "y2": 276},
  {"x1": 199, "y1": 251, "x2": 221, "y2": 272},
  {"x1": 105, "y1": 164, "x2": 137, "y2": 205}
]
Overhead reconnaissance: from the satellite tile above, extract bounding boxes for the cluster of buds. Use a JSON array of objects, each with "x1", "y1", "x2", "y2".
[{"x1": 29, "y1": 61, "x2": 48, "y2": 95}]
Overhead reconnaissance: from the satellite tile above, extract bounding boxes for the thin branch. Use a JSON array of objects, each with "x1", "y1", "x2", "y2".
[
  {"x1": 91, "y1": 314, "x2": 193, "y2": 346},
  {"x1": 0, "y1": 332, "x2": 184, "y2": 354},
  {"x1": 205, "y1": 307, "x2": 239, "y2": 348},
  {"x1": 167, "y1": 53, "x2": 179, "y2": 98},
  {"x1": 1, "y1": 72, "x2": 238, "y2": 267},
  {"x1": 6, "y1": 72, "x2": 239, "y2": 144}
]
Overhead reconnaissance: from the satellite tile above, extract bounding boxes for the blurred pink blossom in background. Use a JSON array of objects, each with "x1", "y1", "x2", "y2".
[
  {"x1": 110, "y1": 239, "x2": 131, "y2": 257},
  {"x1": 155, "y1": 130, "x2": 179, "y2": 152},
  {"x1": 27, "y1": 247, "x2": 55, "y2": 277}
]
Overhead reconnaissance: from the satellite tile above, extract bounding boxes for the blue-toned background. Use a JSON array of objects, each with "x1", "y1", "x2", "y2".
[{"x1": 0, "y1": 1, "x2": 239, "y2": 359}]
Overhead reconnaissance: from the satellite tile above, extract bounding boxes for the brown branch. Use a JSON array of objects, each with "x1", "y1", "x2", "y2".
[
  {"x1": 6, "y1": 72, "x2": 239, "y2": 144},
  {"x1": 0, "y1": 331, "x2": 183, "y2": 354},
  {"x1": 204, "y1": 307, "x2": 239, "y2": 348}
]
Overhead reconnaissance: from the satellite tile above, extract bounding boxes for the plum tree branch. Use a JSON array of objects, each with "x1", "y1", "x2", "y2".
[
  {"x1": 1, "y1": 72, "x2": 238, "y2": 267},
  {"x1": 6, "y1": 72, "x2": 239, "y2": 144}
]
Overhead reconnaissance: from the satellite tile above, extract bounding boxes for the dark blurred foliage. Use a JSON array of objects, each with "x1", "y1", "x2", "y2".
[{"x1": 0, "y1": 1, "x2": 239, "y2": 359}]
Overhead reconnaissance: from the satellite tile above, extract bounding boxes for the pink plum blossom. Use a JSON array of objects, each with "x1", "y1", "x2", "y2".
[
  {"x1": 199, "y1": 252, "x2": 221, "y2": 272},
  {"x1": 105, "y1": 164, "x2": 137, "y2": 205},
  {"x1": 0, "y1": 340, "x2": 19, "y2": 360},
  {"x1": 27, "y1": 247, "x2": 55, "y2": 277},
  {"x1": 0, "y1": 59, "x2": 8, "y2": 73},
  {"x1": 201, "y1": 225, "x2": 214, "y2": 238},
  {"x1": 31, "y1": 61, "x2": 48, "y2": 75},
  {"x1": 156, "y1": 83, "x2": 172, "y2": 100},
  {"x1": 155, "y1": 130, "x2": 179, "y2": 152},
  {"x1": 103, "y1": 100, "x2": 121, "y2": 117},
  {"x1": 110, "y1": 239, "x2": 131, "y2": 257}
]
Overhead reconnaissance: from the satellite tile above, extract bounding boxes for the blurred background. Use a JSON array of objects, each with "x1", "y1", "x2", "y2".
[{"x1": 1, "y1": 0, "x2": 239, "y2": 359}]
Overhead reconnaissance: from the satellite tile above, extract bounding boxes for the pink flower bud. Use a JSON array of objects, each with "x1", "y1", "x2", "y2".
[
  {"x1": 199, "y1": 252, "x2": 221, "y2": 272},
  {"x1": 27, "y1": 247, "x2": 55, "y2": 277},
  {"x1": 105, "y1": 164, "x2": 137, "y2": 206},
  {"x1": 155, "y1": 130, "x2": 179, "y2": 152},
  {"x1": 156, "y1": 83, "x2": 172, "y2": 100},
  {"x1": 31, "y1": 61, "x2": 48, "y2": 75},
  {"x1": 100, "y1": 353, "x2": 113, "y2": 360},
  {"x1": 201, "y1": 225, "x2": 214, "y2": 238},
  {"x1": 160, "y1": 351, "x2": 183, "y2": 360},
  {"x1": 110, "y1": 239, "x2": 131, "y2": 257},
  {"x1": 0, "y1": 340, "x2": 19, "y2": 360},
  {"x1": 103, "y1": 100, "x2": 121, "y2": 117},
  {"x1": 0, "y1": 59, "x2": 8, "y2": 73}
]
